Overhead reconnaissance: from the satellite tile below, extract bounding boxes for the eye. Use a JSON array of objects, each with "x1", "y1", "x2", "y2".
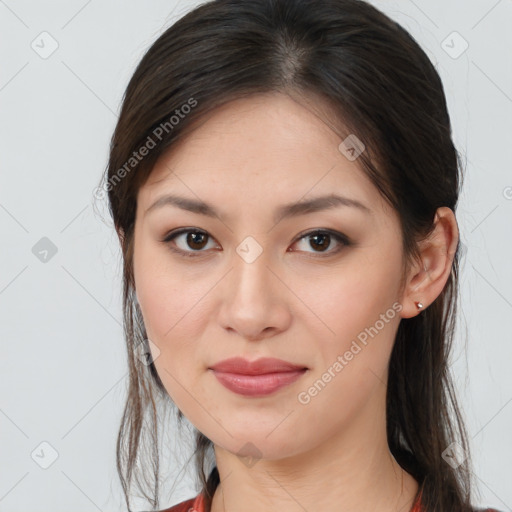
[
  {"x1": 289, "y1": 229, "x2": 350, "y2": 256},
  {"x1": 162, "y1": 228, "x2": 350, "y2": 258},
  {"x1": 162, "y1": 228, "x2": 219, "y2": 257}
]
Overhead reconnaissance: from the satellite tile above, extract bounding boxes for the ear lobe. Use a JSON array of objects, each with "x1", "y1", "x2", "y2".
[{"x1": 399, "y1": 207, "x2": 459, "y2": 319}]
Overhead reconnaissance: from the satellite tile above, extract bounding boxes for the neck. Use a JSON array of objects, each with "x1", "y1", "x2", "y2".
[
  {"x1": 209, "y1": 399, "x2": 419, "y2": 512},
  {"x1": 210, "y1": 453, "x2": 418, "y2": 512}
]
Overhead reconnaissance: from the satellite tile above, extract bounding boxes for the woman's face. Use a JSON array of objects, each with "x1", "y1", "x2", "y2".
[{"x1": 133, "y1": 92, "x2": 408, "y2": 461}]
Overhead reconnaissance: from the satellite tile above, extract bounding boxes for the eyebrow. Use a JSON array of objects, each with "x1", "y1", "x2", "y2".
[{"x1": 144, "y1": 192, "x2": 373, "y2": 223}]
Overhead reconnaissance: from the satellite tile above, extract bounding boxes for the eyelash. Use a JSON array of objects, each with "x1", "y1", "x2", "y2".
[{"x1": 161, "y1": 228, "x2": 351, "y2": 259}]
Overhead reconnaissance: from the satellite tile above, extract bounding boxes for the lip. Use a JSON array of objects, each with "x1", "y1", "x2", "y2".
[{"x1": 209, "y1": 357, "x2": 308, "y2": 397}]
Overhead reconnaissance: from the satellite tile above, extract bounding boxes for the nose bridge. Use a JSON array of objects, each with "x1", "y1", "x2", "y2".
[
  {"x1": 218, "y1": 235, "x2": 290, "y2": 339},
  {"x1": 231, "y1": 238, "x2": 274, "y2": 304}
]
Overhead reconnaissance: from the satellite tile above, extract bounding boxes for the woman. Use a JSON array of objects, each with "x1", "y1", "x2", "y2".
[{"x1": 100, "y1": 0, "x2": 501, "y2": 510}]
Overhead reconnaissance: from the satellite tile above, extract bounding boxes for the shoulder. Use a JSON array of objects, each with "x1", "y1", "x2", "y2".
[{"x1": 156, "y1": 492, "x2": 205, "y2": 512}]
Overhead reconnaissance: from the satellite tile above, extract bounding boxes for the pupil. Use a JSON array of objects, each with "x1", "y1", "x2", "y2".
[
  {"x1": 188, "y1": 232, "x2": 207, "y2": 250},
  {"x1": 311, "y1": 233, "x2": 329, "y2": 251}
]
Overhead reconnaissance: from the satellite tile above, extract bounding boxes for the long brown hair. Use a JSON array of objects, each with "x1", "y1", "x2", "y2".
[{"x1": 99, "y1": 0, "x2": 474, "y2": 510}]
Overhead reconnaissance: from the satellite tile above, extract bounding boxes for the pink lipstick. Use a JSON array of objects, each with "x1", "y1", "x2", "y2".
[{"x1": 209, "y1": 357, "x2": 307, "y2": 397}]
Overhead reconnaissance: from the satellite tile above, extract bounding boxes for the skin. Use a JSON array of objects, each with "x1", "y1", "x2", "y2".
[{"x1": 130, "y1": 92, "x2": 459, "y2": 512}]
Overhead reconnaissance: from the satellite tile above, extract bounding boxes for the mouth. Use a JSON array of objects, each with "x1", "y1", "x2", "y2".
[{"x1": 208, "y1": 357, "x2": 308, "y2": 397}]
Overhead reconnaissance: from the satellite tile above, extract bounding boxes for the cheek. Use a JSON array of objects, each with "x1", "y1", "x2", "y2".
[
  {"x1": 135, "y1": 263, "x2": 211, "y2": 412},
  {"x1": 295, "y1": 253, "x2": 402, "y2": 342},
  {"x1": 137, "y1": 274, "x2": 210, "y2": 359},
  {"x1": 133, "y1": 250, "x2": 208, "y2": 402},
  {"x1": 134, "y1": 237, "x2": 206, "y2": 338},
  {"x1": 295, "y1": 247, "x2": 403, "y2": 390}
]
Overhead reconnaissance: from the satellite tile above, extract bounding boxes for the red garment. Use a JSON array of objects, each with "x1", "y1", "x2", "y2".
[
  {"x1": 159, "y1": 490, "x2": 501, "y2": 512},
  {"x1": 160, "y1": 494, "x2": 498, "y2": 512},
  {"x1": 160, "y1": 492, "x2": 203, "y2": 512},
  {"x1": 162, "y1": 489, "x2": 422, "y2": 512}
]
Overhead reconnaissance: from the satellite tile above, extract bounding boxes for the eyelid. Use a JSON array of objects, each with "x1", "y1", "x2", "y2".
[
  {"x1": 289, "y1": 228, "x2": 350, "y2": 257},
  {"x1": 162, "y1": 227, "x2": 219, "y2": 258},
  {"x1": 162, "y1": 227, "x2": 351, "y2": 258},
  {"x1": 292, "y1": 228, "x2": 350, "y2": 246}
]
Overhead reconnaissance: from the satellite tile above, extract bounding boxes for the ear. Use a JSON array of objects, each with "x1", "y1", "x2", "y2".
[{"x1": 399, "y1": 206, "x2": 459, "y2": 319}]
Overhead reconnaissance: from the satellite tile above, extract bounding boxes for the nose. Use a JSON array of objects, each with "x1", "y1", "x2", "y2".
[{"x1": 217, "y1": 250, "x2": 292, "y2": 341}]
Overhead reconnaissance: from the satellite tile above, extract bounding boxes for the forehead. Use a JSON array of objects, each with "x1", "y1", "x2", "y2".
[{"x1": 137, "y1": 92, "x2": 389, "y2": 221}]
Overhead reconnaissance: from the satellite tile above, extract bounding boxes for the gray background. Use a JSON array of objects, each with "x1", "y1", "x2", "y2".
[{"x1": 0, "y1": 0, "x2": 511, "y2": 511}]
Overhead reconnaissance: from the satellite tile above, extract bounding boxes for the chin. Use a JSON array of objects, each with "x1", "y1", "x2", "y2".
[{"x1": 211, "y1": 429, "x2": 309, "y2": 463}]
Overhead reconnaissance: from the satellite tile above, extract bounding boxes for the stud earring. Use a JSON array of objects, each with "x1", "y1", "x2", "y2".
[{"x1": 415, "y1": 301, "x2": 424, "y2": 310}]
